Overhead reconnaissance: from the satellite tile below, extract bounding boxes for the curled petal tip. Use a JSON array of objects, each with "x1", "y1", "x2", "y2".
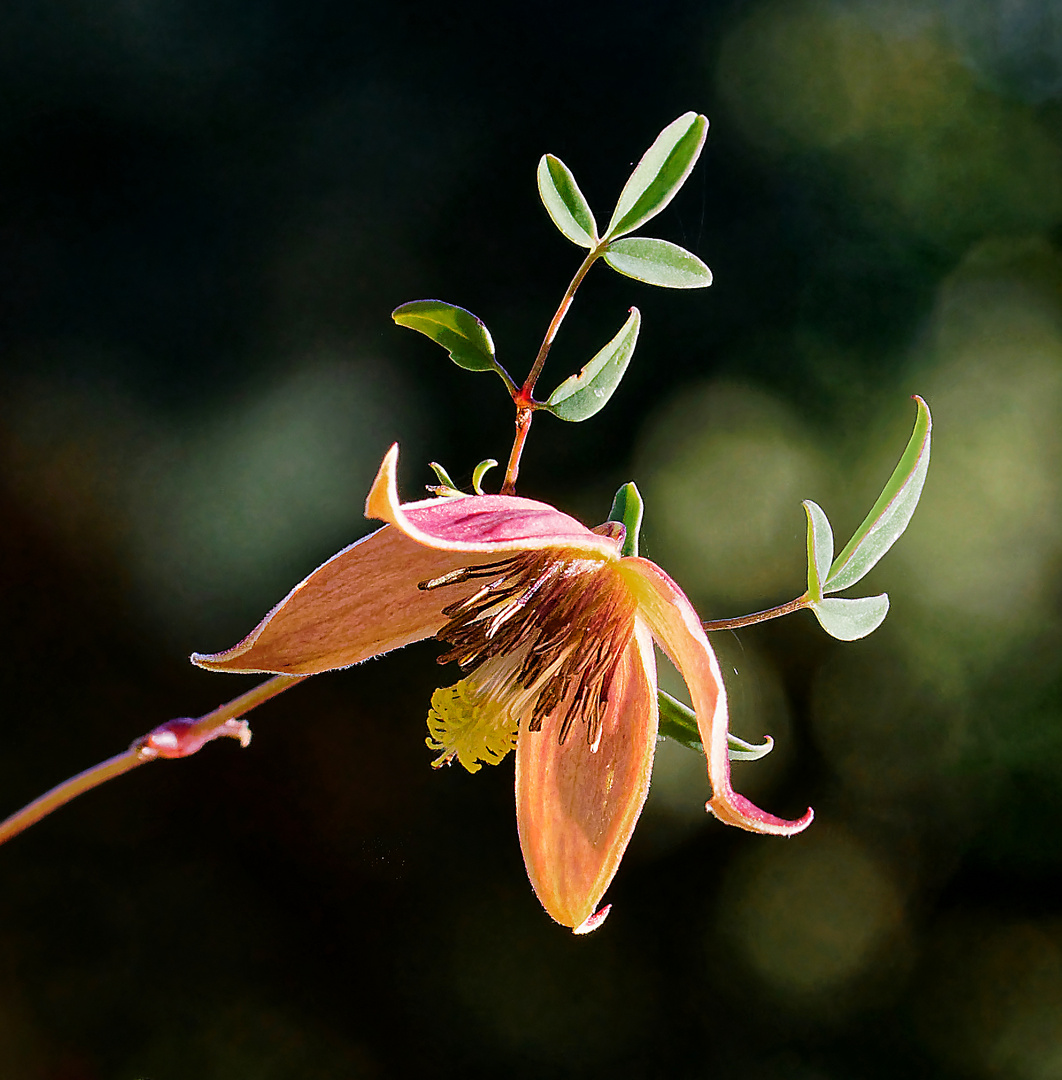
[
  {"x1": 572, "y1": 905, "x2": 611, "y2": 935},
  {"x1": 707, "y1": 794, "x2": 814, "y2": 837},
  {"x1": 365, "y1": 443, "x2": 401, "y2": 523}
]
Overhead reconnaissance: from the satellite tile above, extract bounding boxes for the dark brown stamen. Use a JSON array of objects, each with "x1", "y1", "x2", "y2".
[
  {"x1": 423, "y1": 550, "x2": 636, "y2": 749},
  {"x1": 417, "y1": 557, "x2": 523, "y2": 591}
]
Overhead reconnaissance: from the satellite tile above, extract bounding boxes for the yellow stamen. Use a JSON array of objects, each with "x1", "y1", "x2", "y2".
[{"x1": 425, "y1": 678, "x2": 518, "y2": 774}]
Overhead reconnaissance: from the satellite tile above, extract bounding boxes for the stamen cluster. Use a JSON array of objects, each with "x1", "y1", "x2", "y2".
[{"x1": 419, "y1": 551, "x2": 636, "y2": 749}]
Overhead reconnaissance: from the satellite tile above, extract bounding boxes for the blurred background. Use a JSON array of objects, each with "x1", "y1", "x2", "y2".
[{"x1": 2, "y1": 0, "x2": 1062, "y2": 1076}]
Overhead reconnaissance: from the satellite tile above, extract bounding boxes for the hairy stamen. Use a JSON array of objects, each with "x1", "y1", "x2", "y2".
[{"x1": 421, "y1": 551, "x2": 636, "y2": 751}]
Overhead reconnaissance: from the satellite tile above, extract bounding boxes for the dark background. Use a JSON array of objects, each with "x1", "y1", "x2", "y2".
[{"x1": 3, "y1": 1, "x2": 1062, "y2": 1077}]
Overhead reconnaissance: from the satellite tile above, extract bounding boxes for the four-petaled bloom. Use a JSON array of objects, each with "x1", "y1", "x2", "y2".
[{"x1": 193, "y1": 445, "x2": 812, "y2": 932}]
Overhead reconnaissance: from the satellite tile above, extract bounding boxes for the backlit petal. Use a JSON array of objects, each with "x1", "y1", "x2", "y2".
[
  {"x1": 620, "y1": 558, "x2": 813, "y2": 837},
  {"x1": 515, "y1": 620, "x2": 658, "y2": 930},
  {"x1": 367, "y1": 444, "x2": 620, "y2": 558},
  {"x1": 194, "y1": 443, "x2": 620, "y2": 675},
  {"x1": 191, "y1": 526, "x2": 478, "y2": 674}
]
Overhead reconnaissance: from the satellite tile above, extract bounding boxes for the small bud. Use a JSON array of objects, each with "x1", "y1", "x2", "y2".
[{"x1": 137, "y1": 717, "x2": 251, "y2": 760}]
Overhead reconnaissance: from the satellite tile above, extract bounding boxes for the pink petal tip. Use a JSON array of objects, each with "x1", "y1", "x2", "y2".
[{"x1": 572, "y1": 905, "x2": 612, "y2": 935}]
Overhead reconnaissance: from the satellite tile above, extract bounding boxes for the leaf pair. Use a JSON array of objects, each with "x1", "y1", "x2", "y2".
[
  {"x1": 390, "y1": 298, "x2": 640, "y2": 424},
  {"x1": 803, "y1": 396, "x2": 932, "y2": 640},
  {"x1": 538, "y1": 112, "x2": 712, "y2": 289}
]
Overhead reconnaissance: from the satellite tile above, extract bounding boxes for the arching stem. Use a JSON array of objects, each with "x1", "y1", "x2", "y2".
[{"x1": 0, "y1": 673, "x2": 306, "y2": 847}]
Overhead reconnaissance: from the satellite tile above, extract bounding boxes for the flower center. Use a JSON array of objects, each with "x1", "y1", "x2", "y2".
[{"x1": 418, "y1": 550, "x2": 636, "y2": 770}]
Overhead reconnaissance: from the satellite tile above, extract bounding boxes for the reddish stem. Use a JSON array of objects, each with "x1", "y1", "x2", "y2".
[
  {"x1": 702, "y1": 597, "x2": 809, "y2": 632},
  {"x1": 0, "y1": 674, "x2": 306, "y2": 847},
  {"x1": 500, "y1": 406, "x2": 534, "y2": 495},
  {"x1": 500, "y1": 245, "x2": 603, "y2": 494}
]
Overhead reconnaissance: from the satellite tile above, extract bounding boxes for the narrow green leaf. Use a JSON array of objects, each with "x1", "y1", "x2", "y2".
[
  {"x1": 658, "y1": 691, "x2": 703, "y2": 751},
  {"x1": 392, "y1": 300, "x2": 497, "y2": 372},
  {"x1": 810, "y1": 594, "x2": 890, "y2": 641},
  {"x1": 428, "y1": 461, "x2": 458, "y2": 490},
  {"x1": 727, "y1": 732, "x2": 776, "y2": 762},
  {"x1": 603, "y1": 237, "x2": 712, "y2": 289},
  {"x1": 803, "y1": 499, "x2": 834, "y2": 602},
  {"x1": 537, "y1": 154, "x2": 598, "y2": 249},
  {"x1": 607, "y1": 481, "x2": 644, "y2": 558},
  {"x1": 543, "y1": 307, "x2": 640, "y2": 422},
  {"x1": 472, "y1": 458, "x2": 498, "y2": 495},
  {"x1": 658, "y1": 691, "x2": 775, "y2": 760},
  {"x1": 604, "y1": 112, "x2": 709, "y2": 241},
  {"x1": 826, "y1": 396, "x2": 932, "y2": 593}
]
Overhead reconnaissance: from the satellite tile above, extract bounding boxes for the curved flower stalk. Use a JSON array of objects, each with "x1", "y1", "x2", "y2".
[{"x1": 193, "y1": 445, "x2": 812, "y2": 933}]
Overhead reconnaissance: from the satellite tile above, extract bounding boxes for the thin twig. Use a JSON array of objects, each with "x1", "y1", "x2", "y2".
[
  {"x1": 521, "y1": 246, "x2": 602, "y2": 400},
  {"x1": 702, "y1": 597, "x2": 809, "y2": 632},
  {"x1": 0, "y1": 673, "x2": 307, "y2": 847},
  {"x1": 0, "y1": 749, "x2": 148, "y2": 846},
  {"x1": 500, "y1": 245, "x2": 604, "y2": 494}
]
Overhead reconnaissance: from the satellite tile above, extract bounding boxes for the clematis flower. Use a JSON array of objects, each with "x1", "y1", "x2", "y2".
[{"x1": 193, "y1": 445, "x2": 812, "y2": 932}]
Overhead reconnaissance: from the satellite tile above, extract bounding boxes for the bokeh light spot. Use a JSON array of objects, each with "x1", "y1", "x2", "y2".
[
  {"x1": 718, "y1": 827, "x2": 903, "y2": 1000},
  {"x1": 637, "y1": 381, "x2": 829, "y2": 609}
]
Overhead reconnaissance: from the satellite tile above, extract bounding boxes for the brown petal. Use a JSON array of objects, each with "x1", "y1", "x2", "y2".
[
  {"x1": 515, "y1": 620, "x2": 657, "y2": 930},
  {"x1": 192, "y1": 526, "x2": 478, "y2": 674}
]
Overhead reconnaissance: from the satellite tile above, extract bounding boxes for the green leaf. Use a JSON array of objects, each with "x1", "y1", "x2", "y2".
[
  {"x1": 427, "y1": 461, "x2": 464, "y2": 496},
  {"x1": 472, "y1": 458, "x2": 498, "y2": 495},
  {"x1": 727, "y1": 732, "x2": 776, "y2": 762},
  {"x1": 658, "y1": 691, "x2": 703, "y2": 751},
  {"x1": 826, "y1": 396, "x2": 932, "y2": 593},
  {"x1": 603, "y1": 237, "x2": 712, "y2": 289},
  {"x1": 428, "y1": 461, "x2": 458, "y2": 490},
  {"x1": 543, "y1": 307, "x2": 640, "y2": 422},
  {"x1": 658, "y1": 691, "x2": 775, "y2": 760},
  {"x1": 803, "y1": 499, "x2": 834, "y2": 602},
  {"x1": 810, "y1": 594, "x2": 890, "y2": 641},
  {"x1": 392, "y1": 300, "x2": 497, "y2": 372},
  {"x1": 537, "y1": 154, "x2": 598, "y2": 249},
  {"x1": 604, "y1": 112, "x2": 709, "y2": 241},
  {"x1": 607, "y1": 481, "x2": 643, "y2": 558}
]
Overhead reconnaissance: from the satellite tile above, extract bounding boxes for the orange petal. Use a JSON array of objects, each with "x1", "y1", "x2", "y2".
[
  {"x1": 620, "y1": 557, "x2": 812, "y2": 837},
  {"x1": 515, "y1": 620, "x2": 658, "y2": 930},
  {"x1": 367, "y1": 444, "x2": 620, "y2": 558},
  {"x1": 191, "y1": 525, "x2": 479, "y2": 674}
]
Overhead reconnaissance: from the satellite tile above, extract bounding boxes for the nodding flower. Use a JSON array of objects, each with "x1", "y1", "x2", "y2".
[{"x1": 193, "y1": 445, "x2": 812, "y2": 933}]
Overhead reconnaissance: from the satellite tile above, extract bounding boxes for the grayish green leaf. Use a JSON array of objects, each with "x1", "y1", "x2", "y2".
[
  {"x1": 811, "y1": 594, "x2": 890, "y2": 641},
  {"x1": 658, "y1": 690, "x2": 703, "y2": 751},
  {"x1": 803, "y1": 499, "x2": 834, "y2": 601},
  {"x1": 392, "y1": 300, "x2": 497, "y2": 372},
  {"x1": 428, "y1": 461, "x2": 458, "y2": 490},
  {"x1": 658, "y1": 691, "x2": 775, "y2": 759},
  {"x1": 472, "y1": 458, "x2": 498, "y2": 495},
  {"x1": 726, "y1": 732, "x2": 776, "y2": 761},
  {"x1": 537, "y1": 154, "x2": 598, "y2": 248},
  {"x1": 826, "y1": 396, "x2": 932, "y2": 593},
  {"x1": 604, "y1": 112, "x2": 709, "y2": 240},
  {"x1": 603, "y1": 237, "x2": 712, "y2": 289},
  {"x1": 543, "y1": 307, "x2": 640, "y2": 422},
  {"x1": 607, "y1": 481, "x2": 644, "y2": 558}
]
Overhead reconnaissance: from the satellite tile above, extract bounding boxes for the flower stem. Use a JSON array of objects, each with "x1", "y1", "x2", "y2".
[
  {"x1": 0, "y1": 673, "x2": 306, "y2": 847},
  {"x1": 500, "y1": 244, "x2": 604, "y2": 494},
  {"x1": 702, "y1": 596, "x2": 809, "y2": 632},
  {"x1": 500, "y1": 406, "x2": 534, "y2": 495},
  {"x1": 186, "y1": 673, "x2": 306, "y2": 741},
  {"x1": 0, "y1": 749, "x2": 147, "y2": 847}
]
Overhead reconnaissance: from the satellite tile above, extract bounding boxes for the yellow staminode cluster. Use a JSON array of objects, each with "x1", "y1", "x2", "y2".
[{"x1": 426, "y1": 678, "x2": 519, "y2": 773}]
